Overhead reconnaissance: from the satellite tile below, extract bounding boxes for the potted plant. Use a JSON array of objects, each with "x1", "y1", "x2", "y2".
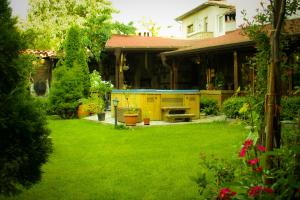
[
  {"x1": 82, "y1": 94, "x2": 105, "y2": 121},
  {"x1": 123, "y1": 91, "x2": 139, "y2": 126},
  {"x1": 85, "y1": 70, "x2": 113, "y2": 120},
  {"x1": 124, "y1": 107, "x2": 138, "y2": 126},
  {"x1": 143, "y1": 109, "x2": 151, "y2": 125}
]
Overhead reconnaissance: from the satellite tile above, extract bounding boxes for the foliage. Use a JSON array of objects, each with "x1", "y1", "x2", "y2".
[
  {"x1": 138, "y1": 17, "x2": 161, "y2": 36},
  {"x1": 200, "y1": 97, "x2": 219, "y2": 115},
  {"x1": 222, "y1": 97, "x2": 249, "y2": 119},
  {"x1": 281, "y1": 96, "x2": 300, "y2": 120},
  {"x1": 80, "y1": 70, "x2": 113, "y2": 114},
  {"x1": 63, "y1": 25, "x2": 90, "y2": 96},
  {"x1": 89, "y1": 70, "x2": 113, "y2": 96},
  {"x1": 33, "y1": 96, "x2": 52, "y2": 115},
  {"x1": 193, "y1": 154, "x2": 237, "y2": 199},
  {"x1": 26, "y1": 0, "x2": 136, "y2": 57},
  {"x1": 0, "y1": 0, "x2": 52, "y2": 195},
  {"x1": 81, "y1": 94, "x2": 105, "y2": 114},
  {"x1": 49, "y1": 65, "x2": 84, "y2": 119}
]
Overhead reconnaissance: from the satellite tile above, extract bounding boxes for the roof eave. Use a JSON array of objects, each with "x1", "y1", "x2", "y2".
[
  {"x1": 161, "y1": 41, "x2": 254, "y2": 57},
  {"x1": 175, "y1": 3, "x2": 234, "y2": 21}
]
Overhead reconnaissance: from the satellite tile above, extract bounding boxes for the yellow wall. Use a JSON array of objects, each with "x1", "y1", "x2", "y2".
[{"x1": 111, "y1": 91, "x2": 200, "y2": 121}]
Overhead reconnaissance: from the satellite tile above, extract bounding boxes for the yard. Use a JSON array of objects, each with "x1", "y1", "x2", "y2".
[{"x1": 1, "y1": 119, "x2": 246, "y2": 200}]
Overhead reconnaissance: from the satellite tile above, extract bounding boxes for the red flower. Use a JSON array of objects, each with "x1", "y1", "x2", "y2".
[
  {"x1": 239, "y1": 147, "x2": 247, "y2": 157},
  {"x1": 243, "y1": 139, "x2": 253, "y2": 148},
  {"x1": 256, "y1": 145, "x2": 266, "y2": 152},
  {"x1": 253, "y1": 166, "x2": 263, "y2": 173},
  {"x1": 248, "y1": 186, "x2": 273, "y2": 197},
  {"x1": 248, "y1": 158, "x2": 259, "y2": 165},
  {"x1": 219, "y1": 188, "x2": 237, "y2": 200},
  {"x1": 248, "y1": 186, "x2": 263, "y2": 197},
  {"x1": 263, "y1": 187, "x2": 273, "y2": 193}
]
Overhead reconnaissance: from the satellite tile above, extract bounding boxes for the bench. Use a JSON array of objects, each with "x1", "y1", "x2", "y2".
[
  {"x1": 165, "y1": 113, "x2": 196, "y2": 122},
  {"x1": 161, "y1": 106, "x2": 194, "y2": 122}
]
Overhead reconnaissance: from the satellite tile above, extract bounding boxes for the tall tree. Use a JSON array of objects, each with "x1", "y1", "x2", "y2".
[
  {"x1": 265, "y1": 0, "x2": 299, "y2": 158},
  {"x1": 26, "y1": 0, "x2": 135, "y2": 53},
  {"x1": 0, "y1": 0, "x2": 52, "y2": 195}
]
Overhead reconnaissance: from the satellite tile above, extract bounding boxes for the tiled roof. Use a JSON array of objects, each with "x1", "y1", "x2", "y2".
[
  {"x1": 105, "y1": 35, "x2": 194, "y2": 50},
  {"x1": 21, "y1": 49, "x2": 56, "y2": 58},
  {"x1": 175, "y1": 0, "x2": 235, "y2": 21},
  {"x1": 162, "y1": 29, "x2": 252, "y2": 56}
]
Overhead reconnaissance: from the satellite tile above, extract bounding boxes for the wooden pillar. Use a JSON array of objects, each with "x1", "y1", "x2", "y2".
[
  {"x1": 170, "y1": 67, "x2": 173, "y2": 89},
  {"x1": 114, "y1": 49, "x2": 121, "y2": 89},
  {"x1": 119, "y1": 53, "x2": 124, "y2": 89},
  {"x1": 172, "y1": 60, "x2": 178, "y2": 89},
  {"x1": 233, "y1": 51, "x2": 238, "y2": 90}
]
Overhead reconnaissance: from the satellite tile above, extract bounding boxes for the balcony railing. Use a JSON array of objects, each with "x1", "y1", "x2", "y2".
[{"x1": 187, "y1": 31, "x2": 214, "y2": 39}]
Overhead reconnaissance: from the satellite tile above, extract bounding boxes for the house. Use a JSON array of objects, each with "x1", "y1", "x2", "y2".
[
  {"x1": 175, "y1": 0, "x2": 236, "y2": 39},
  {"x1": 104, "y1": 0, "x2": 300, "y2": 107}
]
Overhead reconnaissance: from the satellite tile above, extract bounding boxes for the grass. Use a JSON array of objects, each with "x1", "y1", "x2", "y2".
[{"x1": 2, "y1": 120, "x2": 247, "y2": 200}]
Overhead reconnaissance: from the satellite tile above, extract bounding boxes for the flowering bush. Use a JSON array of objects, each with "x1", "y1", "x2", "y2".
[{"x1": 90, "y1": 70, "x2": 113, "y2": 97}]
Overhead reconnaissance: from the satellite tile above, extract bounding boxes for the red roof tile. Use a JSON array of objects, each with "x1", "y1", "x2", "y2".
[
  {"x1": 105, "y1": 35, "x2": 193, "y2": 50},
  {"x1": 163, "y1": 29, "x2": 252, "y2": 56}
]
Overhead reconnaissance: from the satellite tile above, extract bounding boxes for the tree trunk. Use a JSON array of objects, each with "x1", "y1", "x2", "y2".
[{"x1": 265, "y1": 0, "x2": 285, "y2": 169}]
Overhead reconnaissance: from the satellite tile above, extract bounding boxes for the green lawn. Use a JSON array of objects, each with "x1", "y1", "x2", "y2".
[{"x1": 2, "y1": 120, "x2": 246, "y2": 200}]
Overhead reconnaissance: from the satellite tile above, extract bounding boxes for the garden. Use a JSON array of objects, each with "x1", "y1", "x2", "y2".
[
  {"x1": 1, "y1": 120, "x2": 246, "y2": 200},
  {"x1": 1, "y1": 0, "x2": 300, "y2": 199}
]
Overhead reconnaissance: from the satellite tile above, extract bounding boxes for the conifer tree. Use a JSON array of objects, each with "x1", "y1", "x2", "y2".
[{"x1": 0, "y1": 0, "x2": 52, "y2": 195}]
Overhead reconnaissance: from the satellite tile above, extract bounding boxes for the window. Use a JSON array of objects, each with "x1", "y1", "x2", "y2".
[
  {"x1": 187, "y1": 24, "x2": 194, "y2": 34},
  {"x1": 218, "y1": 15, "x2": 223, "y2": 33}
]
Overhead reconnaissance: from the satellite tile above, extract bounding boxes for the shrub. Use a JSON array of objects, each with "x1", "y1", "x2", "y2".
[
  {"x1": 200, "y1": 98, "x2": 219, "y2": 115},
  {"x1": 49, "y1": 65, "x2": 84, "y2": 118},
  {"x1": 281, "y1": 96, "x2": 300, "y2": 120},
  {"x1": 0, "y1": 0, "x2": 52, "y2": 195},
  {"x1": 222, "y1": 97, "x2": 248, "y2": 118}
]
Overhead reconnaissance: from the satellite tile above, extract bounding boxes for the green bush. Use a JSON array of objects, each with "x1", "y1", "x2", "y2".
[
  {"x1": 49, "y1": 66, "x2": 84, "y2": 118},
  {"x1": 0, "y1": 0, "x2": 52, "y2": 195},
  {"x1": 200, "y1": 98, "x2": 219, "y2": 115},
  {"x1": 281, "y1": 96, "x2": 300, "y2": 120},
  {"x1": 222, "y1": 97, "x2": 248, "y2": 118}
]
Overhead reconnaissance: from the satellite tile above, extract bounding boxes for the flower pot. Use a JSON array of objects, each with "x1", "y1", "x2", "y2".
[
  {"x1": 124, "y1": 113, "x2": 138, "y2": 126},
  {"x1": 77, "y1": 104, "x2": 90, "y2": 118},
  {"x1": 97, "y1": 112, "x2": 105, "y2": 121},
  {"x1": 143, "y1": 118, "x2": 150, "y2": 125}
]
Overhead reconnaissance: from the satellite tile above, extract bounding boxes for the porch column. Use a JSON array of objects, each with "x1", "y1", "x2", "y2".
[
  {"x1": 172, "y1": 60, "x2": 178, "y2": 89},
  {"x1": 114, "y1": 49, "x2": 124, "y2": 89},
  {"x1": 114, "y1": 49, "x2": 121, "y2": 89},
  {"x1": 119, "y1": 52, "x2": 124, "y2": 89},
  {"x1": 233, "y1": 51, "x2": 238, "y2": 90}
]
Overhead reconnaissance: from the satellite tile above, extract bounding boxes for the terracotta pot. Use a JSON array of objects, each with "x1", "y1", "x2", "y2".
[
  {"x1": 77, "y1": 104, "x2": 89, "y2": 118},
  {"x1": 97, "y1": 112, "x2": 105, "y2": 121},
  {"x1": 143, "y1": 118, "x2": 150, "y2": 125},
  {"x1": 124, "y1": 113, "x2": 138, "y2": 126}
]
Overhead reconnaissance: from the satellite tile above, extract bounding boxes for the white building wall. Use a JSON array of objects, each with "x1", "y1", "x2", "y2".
[{"x1": 180, "y1": 6, "x2": 236, "y2": 39}]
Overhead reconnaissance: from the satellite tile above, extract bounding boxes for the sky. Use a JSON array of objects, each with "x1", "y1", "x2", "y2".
[{"x1": 10, "y1": 0, "x2": 262, "y2": 36}]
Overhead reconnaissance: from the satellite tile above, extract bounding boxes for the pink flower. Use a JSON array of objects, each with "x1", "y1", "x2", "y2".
[
  {"x1": 243, "y1": 139, "x2": 253, "y2": 148},
  {"x1": 239, "y1": 147, "x2": 247, "y2": 157},
  {"x1": 256, "y1": 145, "x2": 266, "y2": 152},
  {"x1": 248, "y1": 158, "x2": 259, "y2": 165},
  {"x1": 219, "y1": 188, "x2": 237, "y2": 200}
]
